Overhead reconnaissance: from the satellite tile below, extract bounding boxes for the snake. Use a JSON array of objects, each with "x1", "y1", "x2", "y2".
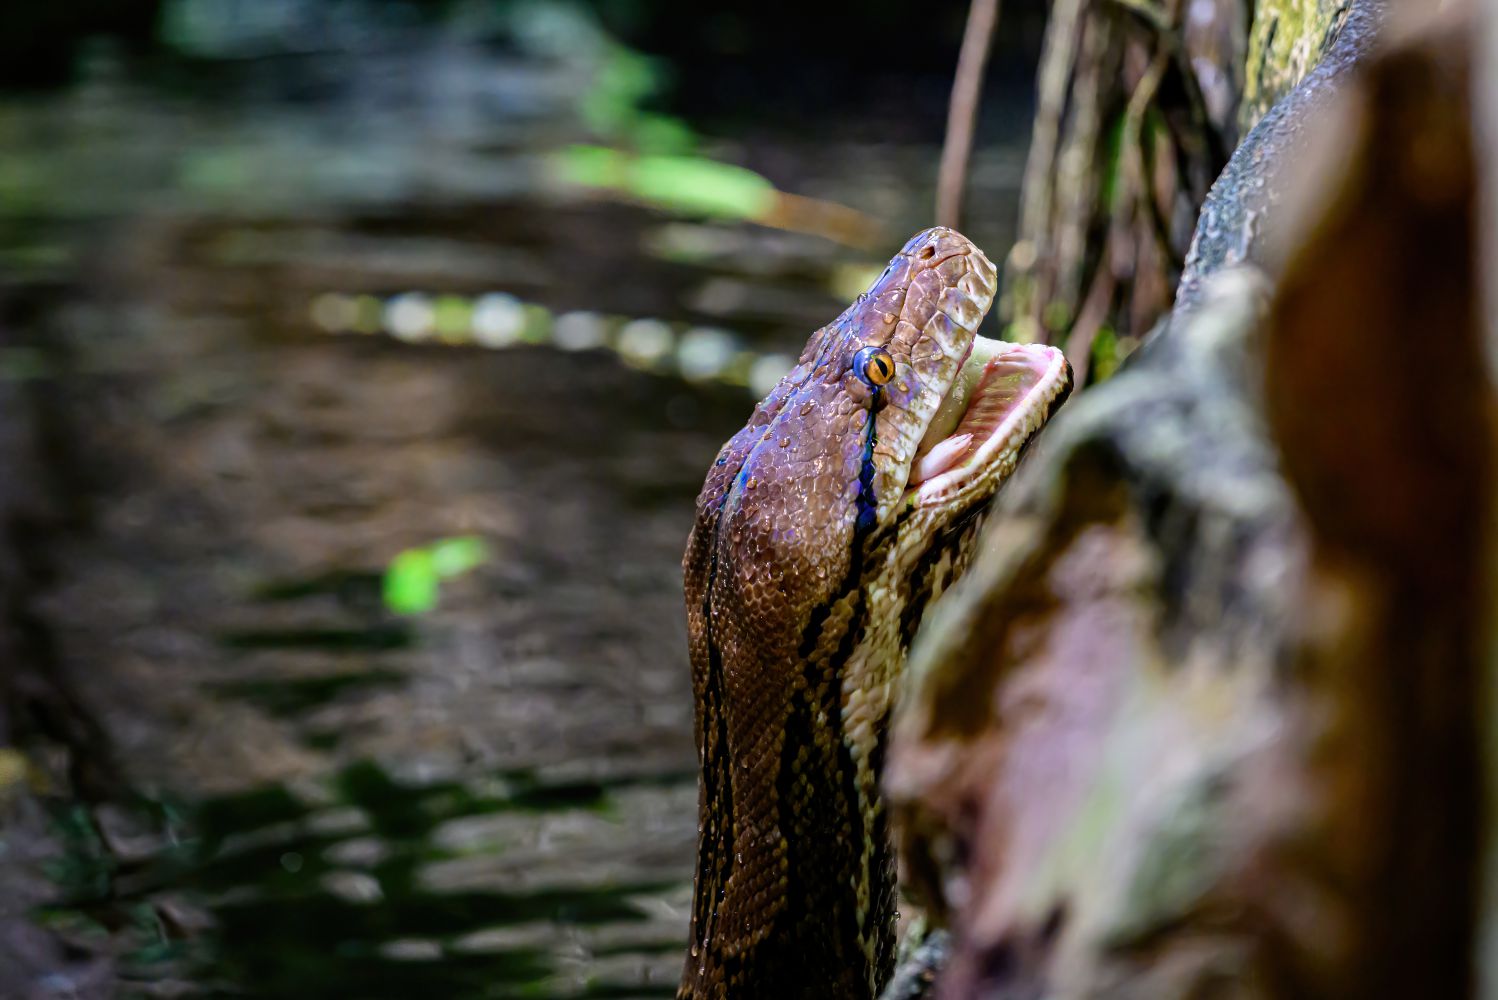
[{"x1": 678, "y1": 227, "x2": 1072, "y2": 999}]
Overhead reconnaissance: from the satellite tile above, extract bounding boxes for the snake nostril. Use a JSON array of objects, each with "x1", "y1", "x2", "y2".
[{"x1": 919, "y1": 245, "x2": 936, "y2": 260}]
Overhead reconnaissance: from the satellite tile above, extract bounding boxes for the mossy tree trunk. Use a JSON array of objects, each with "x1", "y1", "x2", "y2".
[
  {"x1": 893, "y1": 2, "x2": 1494, "y2": 997},
  {"x1": 1241, "y1": 0, "x2": 1357, "y2": 129},
  {"x1": 1002, "y1": 0, "x2": 1355, "y2": 385}
]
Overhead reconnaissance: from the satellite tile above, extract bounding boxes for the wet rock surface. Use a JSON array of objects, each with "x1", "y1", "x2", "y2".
[{"x1": 4, "y1": 208, "x2": 725, "y2": 998}]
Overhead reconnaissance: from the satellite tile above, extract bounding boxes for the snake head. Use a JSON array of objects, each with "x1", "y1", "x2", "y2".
[{"x1": 690, "y1": 227, "x2": 1069, "y2": 627}]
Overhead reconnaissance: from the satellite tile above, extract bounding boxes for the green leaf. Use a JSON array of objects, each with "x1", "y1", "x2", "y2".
[
  {"x1": 632, "y1": 113, "x2": 696, "y2": 156},
  {"x1": 579, "y1": 46, "x2": 660, "y2": 136},
  {"x1": 557, "y1": 147, "x2": 777, "y2": 222},
  {"x1": 383, "y1": 537, "x2": 491, "y2": 616},
  {"x1": 1091, "y1": 324, "x2": 1122, "y2": 383},
  {"x1": 384, "y1": 549, "x2": 439, "y2": 616},
  {"x1": 429, "y1": 536, "x2": 490, "y2": 579},
  {"x1": 628, "y1": 155, "x2": 776, "y2": 220},
  {"x1": 557, "y1": 144, "x2": 628, "y2": 188},
  {"x1": 1100, "y1": 113, "x2": 1128, "y2": 212}
]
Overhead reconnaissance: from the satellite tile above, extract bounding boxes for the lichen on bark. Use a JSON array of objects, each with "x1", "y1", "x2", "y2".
[{"x1": 1240, "y1": 0, "x2": 1354, "y2": 130}]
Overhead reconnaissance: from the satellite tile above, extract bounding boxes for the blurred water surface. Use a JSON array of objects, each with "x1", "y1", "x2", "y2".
[{"x1": 0, "y1": 4, "x2": 1030, "y2": 996}]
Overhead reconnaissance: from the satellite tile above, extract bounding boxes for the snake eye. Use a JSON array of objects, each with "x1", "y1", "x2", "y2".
[{"x1": 853, "y1": 346, "x2": 895, "y2": 387}]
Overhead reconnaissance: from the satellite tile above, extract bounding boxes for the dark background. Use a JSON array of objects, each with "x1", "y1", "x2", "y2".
[{"x1": 0, "y1": 0, "x2": 1048, "y2": 131}]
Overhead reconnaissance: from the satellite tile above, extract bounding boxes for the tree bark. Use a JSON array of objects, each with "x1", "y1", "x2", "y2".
[
  {"x1": 891, "y1": 1, "x2": 1492, "y2": 996},
  {"x1": 1240, "y1": 0, "x2": 1357, "y2": 130},
  {"x1": 1002, "y1": 0, "x2": 1364, "y2": 386},
  {"x1": 1004, "y1": 0, "x2": 1245, "y2": 382}
]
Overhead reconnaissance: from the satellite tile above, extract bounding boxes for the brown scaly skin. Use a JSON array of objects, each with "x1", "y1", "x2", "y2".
[{"x1": 680, "y1": 228, "x2": 1071, "y2": 999}]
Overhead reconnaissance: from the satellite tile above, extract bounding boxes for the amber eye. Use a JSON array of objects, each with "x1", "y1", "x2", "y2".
[{"x1": 853, "y1": 346, "x2": 895, "y2": 387}]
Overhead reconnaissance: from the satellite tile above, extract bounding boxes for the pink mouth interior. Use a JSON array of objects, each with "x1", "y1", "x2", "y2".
[{"x1": 908, "y1": 346, "x2": 1060, "y2": 488}]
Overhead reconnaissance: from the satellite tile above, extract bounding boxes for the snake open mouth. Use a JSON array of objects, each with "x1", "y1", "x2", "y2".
[{"x1": 905, "y1": 335, "x2": 1070, "y2": 506}]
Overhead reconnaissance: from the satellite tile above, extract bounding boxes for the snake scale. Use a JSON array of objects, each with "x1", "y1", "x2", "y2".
[{"x1": 679, "y1": 228, "x2": 1071, "y2": 999}]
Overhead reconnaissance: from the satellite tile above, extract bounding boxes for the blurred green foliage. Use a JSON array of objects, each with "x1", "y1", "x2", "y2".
[
  {"x1": 383, "y1": 537, "x2": 491, "y2": 615},
  {"x1": 0, "y1": 348, "x2": 54, "y2": 382},
  {"x1": 1100, "y1": 114, "x2": 1128, "y2": 213},
  {"x1": 1091, "y1": 324, "x2": 1122, "y2": 383},
  {"x1": 559, "y1": 147, "x2": 775, "y2": 220},
  {"x1": 577, "y1": 42, "x2": 695, "y2": 154},
  {"x1": 559, "y1": 21, "x2": 783, "y2": 224}
]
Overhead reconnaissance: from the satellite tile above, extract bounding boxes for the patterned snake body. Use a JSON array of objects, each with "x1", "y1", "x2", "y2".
[{"x1": 680, "y1": 228, "x2": 1070, "y2": 998}]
